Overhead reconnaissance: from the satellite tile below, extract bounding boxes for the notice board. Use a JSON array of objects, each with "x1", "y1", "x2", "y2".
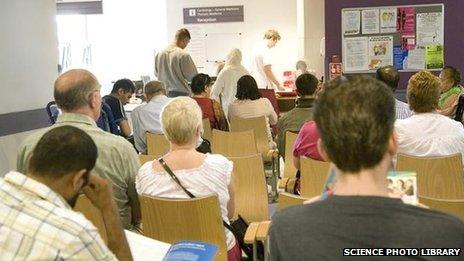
[{"x1": 341, "y1": 4, "x2": 444, "y2": 73}]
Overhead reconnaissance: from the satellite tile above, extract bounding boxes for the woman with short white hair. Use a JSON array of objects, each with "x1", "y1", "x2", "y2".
[
  {"x1": 211, "y1": 48, "x2": 249, "y2": 117},
  {"x1": 135, "y1": 97, "x2": 240, "y2": 260}
]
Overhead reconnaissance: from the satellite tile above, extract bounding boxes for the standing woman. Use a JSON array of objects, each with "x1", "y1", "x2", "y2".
[
  {"x1": 438, "y1": 66, "x2": 462, "y2": 118},
  {"x1": 211, "y1": 49, "x2": 249, "y2": 118},
  {"x1": 191, "y1": 73, "x2": 229, "y2": 131}
]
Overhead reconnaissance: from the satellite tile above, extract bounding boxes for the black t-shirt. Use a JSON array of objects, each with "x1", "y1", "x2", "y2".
[
  {"x1": 102, "y1": 95, "x2": 126, "y2": 123},
  {"x1": 270, "y1": 196, "x2": 464, "y2": 260}
]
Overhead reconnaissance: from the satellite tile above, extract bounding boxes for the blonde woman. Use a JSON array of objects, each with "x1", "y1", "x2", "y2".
[
  {"x1": 135, "y1": 97, "x2": 240, "y2": 261},
  {"x1": 211, "y1": 48, "x2": 249, "y2": 117}
]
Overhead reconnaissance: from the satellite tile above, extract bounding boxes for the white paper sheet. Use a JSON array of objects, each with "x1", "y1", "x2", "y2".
[
  {"x1": 380, "y1": 8, "x2": 397, "y2": 33},
  {"x1": 362, "y1": 9, "x2": 379, "y2": 34},
  {"x1": 344, "y1": 37, "x2": 369, "y2": 71},
  {"x1": 405, "y1": 48, "x2": 425, "y2": 70},
  {"x1": 368, "y1": 36, "x2": 393, "y2": 69},
  {"x1": 125, "y1": 230, "x2": 171, "y2": 261},
  {"x1": 416, "y1": 12, "x2": 443, "y2": 47},
  {"x1": 343, "y1": 10, "x2": 361, "y2": 35}
]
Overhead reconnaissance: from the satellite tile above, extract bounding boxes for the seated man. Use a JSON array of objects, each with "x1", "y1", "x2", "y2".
[
  {"x1": 17, "y1": 69, "x2": 141, "y2": 230},
  {"x1": 395, "y1": 70, "x2": 464, "y2": 160},
  {"x1": 103, "y1": 78, "x2": 135, "y2": 137},
  {"x1": 276, "y1": 73, "x2": 318, "y2": 158},
  {"x1": 131, "y1": 81, "x2": 171, "y2": 154},
  {"x1": 270, "y1": 75, "x2": 464, "y2": 259},
  {"x1": 376, "y1": 65, "x2": 413, "y2": 119},
  {"x1": 1, "y1": 126, "x2": 131, "y2": 260}
]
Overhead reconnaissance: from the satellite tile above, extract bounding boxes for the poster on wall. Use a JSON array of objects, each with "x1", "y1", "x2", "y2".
[
  {"x1": 362, "y1": 9, "x2": 379, "y2": 34},
  {"x1": 344, "y1": 37, "x2": 369, "y2": 71},
  {"x1": 425, "y1": 44, "x2": 444, "y2": 69},
  {"x1": 368, "y1": 36, "x2": 393, "y2": 69},
  {"x1": 406, "y1": 48, "x2": 425, "y2": 70},
  {"x1": 184, "y1": 25, "x2": 206, "y2": 69},
  {"x1": 397, "y1": 7, "x2": 415, "y2": 34},
  {"x1": 416, "y1": 12, "x2": 443, "y2": 47},
  {"x1": 380, "y1": 8, "x2": 397, "y2": 33},
  {"x1": 343, "y1": 10, "x2": 361, "y2": 35},
  {"x1": 393, "y1": 45, "x2": 408, "y2": 70}
]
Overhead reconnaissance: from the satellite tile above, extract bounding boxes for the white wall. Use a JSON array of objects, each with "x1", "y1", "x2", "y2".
[
  {"x1": 166, "y1": 0, "x2": 298, "y2": 82},
  {"x1": 57, "y1": 0, "x2": 168, "y2": 94},
  {"x1": 0, "y1": 0, "x2": 58, "y2": 114}
]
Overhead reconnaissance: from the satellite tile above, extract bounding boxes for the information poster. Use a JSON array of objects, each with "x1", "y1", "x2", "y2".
[
  {"x1": 393, "y1": 45, "x2": 408, "y2": 70},
  {"x1": 416, "y1": 12, "x2": 443, "y2": 47},
  {"x1": 425, "y1": 44, "x2": 444, "y2": 69},
  {"x1": 380, "y1": 8, "x2": 397, "y2": 33},
  {"x1": 406, "y1": 48, "x2": 425, "y2": 70},
  {"x1": 368, "y1": 36, "x2": 393, "y2": 69},
  {"x1": 362, "y1": 9, "x2": 379, "y2": 34},
  {"x1": 344, "y1": 37, "x2": 369, "y2": 71},
  {"x1": 343, "y1": 10, "x2": 361, "y2": 35},
  {"x1": 397, "y1": 7, "x2": 416, "y2": 51}
]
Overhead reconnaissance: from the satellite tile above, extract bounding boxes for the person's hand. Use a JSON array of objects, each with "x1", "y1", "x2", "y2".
[{"x1": 82, "y1": 175, "x2": 116, "y2": 211}]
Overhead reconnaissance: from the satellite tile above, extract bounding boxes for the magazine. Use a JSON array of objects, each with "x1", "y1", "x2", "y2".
[
  {"x1": 387, "y1": 171, "x2": 418, "y2": 205},
  {"x1": 163, "y1": 241, "x2": 218, "y2": 261}
]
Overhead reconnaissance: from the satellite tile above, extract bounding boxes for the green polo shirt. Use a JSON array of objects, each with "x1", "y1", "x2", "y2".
[
  {"x1": 17, "y1": 113, "x2": 140, "y2": 229},
  {"x1": 276, "y1": 96, "x2": 315, "y2": 158}
]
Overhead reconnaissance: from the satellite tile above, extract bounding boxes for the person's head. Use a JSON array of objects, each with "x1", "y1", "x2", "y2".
[
  {"x1": 295, "y1": 73, "x2": 318, "y2": 96},
  {"x1": 376, "y1": 65, "x2": 400, "y2": 92},
  {"x1": 191, "y1": 73, "x2": 212, "y2": 96},
  {"x1": 439, "y1": 66, "x2": 461, "y2": 92},
  {"x1": 28, "y1": 126, "x2": 98, "y2": 207},
  {"x1": 396, "y1": 179, "x2": 405, "y2": 190},
  {"x1": 264, "y1": 29, "x2": 281, "y2": 48},
  {"x1": 296, "y1": 60, "x2": 308, "y2": 72},
  {"x1": 225, "y1": 48, "x2": 243, "y2": 67},
  {"x1": 144, "y1": 81, "x2": 166, "y2": 101},
  {"x1": 161, "y1": 97, "x2": 203, "y2": 146},
  {"x1": 407, "y1": 70, "x2": 440, "y2": 113},
  {"x1": 111, "y1": 79, "x2": 135, "y2": 105},
  {"x1": 405, "y1": 179, "x2": 413, "y2": 188},
  {"x1": 236, "y1": 75, "x2": 262, "y2": 100},
  {"x1": 54, "y1": 69, "x2": 102, "y2": 120},
  {"x1": 174, "y1": 28, "x2": 191, "y2": 49},
  {"x1": 314, "y1": 75, "x2": 396, "y2": 173}
]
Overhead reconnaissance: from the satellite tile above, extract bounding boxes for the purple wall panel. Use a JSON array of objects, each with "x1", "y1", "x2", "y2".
[{"x1": 325, "y1": 0, "x2": 464, "y2": 92}]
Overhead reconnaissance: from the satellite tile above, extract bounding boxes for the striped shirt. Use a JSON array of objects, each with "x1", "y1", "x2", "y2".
[
  {"x1": 0, "y1": 171, "x2": 116, "y2": 260},
  {"x1": 17, "y1": 113, "x2": 140, "y2": 229},
  {"x1": 395, "y1": 99, "x2": 413, "y2": 120}
]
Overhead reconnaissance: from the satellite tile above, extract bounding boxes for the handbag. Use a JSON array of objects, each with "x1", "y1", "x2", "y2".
[
  {"x1": 196, "y1": 138, "x2": 212, "y2": 154},
  {"x1": 158, "y1": 158, "x2": 263, "y2": 259}
]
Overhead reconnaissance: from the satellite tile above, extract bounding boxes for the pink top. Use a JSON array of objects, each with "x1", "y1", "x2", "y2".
[{"x1": 293, "y1": 121, "x2": 324, "y2": 161}]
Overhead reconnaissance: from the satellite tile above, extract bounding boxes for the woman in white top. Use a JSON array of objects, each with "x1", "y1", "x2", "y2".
[
  {"x1": 228, "y1": 75, "x2": 278, "y2": 149},
  {"x1": 136, "y1": 97, "x2": 240, "y2": 261},
  {"x1": 211, "y1": 48, "x2": 249, "y2": 118}
]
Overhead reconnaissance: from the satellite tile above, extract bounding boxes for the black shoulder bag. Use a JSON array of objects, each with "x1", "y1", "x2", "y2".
[{"x1": 158, "y1": 158, "x2": 262, "y2": 259}]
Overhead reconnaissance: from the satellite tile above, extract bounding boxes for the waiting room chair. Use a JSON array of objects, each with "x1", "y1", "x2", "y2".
[
  {"x1": 419, "y1": 196, "x2": 464, "y2": 222},
  {"x1": 277, "y1": 192, "x2": 309, "y2": 211},
  {"x1": 396, "y1": 153, "x2": 464, "y2": 199},
  {"x1": 299, "y1": 157, "x2": 331, "y2": 198},
  {"x1": 228, "y1": 154, "x2": 269, "y2": 223},
  {"x1": 212, "y1": 129, "x2": 258, "y2": 157},
  {"x1": 74, "y1": 195, "x2": 107, "y2": 243},
  {"x1": 139, "y1": 195, "x2": 229, "y2": 261},
  {"x1": 146, "y1": 133, "x2": 170, "y2": 158},
  {"x1": 279, "y1": 131, "x2": 298, "y2": 189},
  {"x1": 139, "y1": 154, "x2": 156, "y2": 165}
]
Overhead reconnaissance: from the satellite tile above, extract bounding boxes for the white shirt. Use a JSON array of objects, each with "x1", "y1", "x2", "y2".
[
  {"x1": 136, "y1": 154, "x2": 236, "y2": 250},
  {"x1": 395, "y1": 113, "x2": 464, "y2": 160},
  {"x1": 211, "y1": 65, "x2": 249, "y2": 117},
  {"x1": 395, "y1": 98, "x2": 413, "y2": 120},
  {"x1": 131, "y1": 95, "x2": 171, "y2": 153},
  {"x1": 250, "y1": 41, "x2": 273, "y2": 89},
  {"x1": 0, "y1": 171, "x2": 115, "y2": 260}
]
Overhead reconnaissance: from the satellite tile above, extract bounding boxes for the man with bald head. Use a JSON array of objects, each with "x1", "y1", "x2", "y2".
[
  {"x1": 17, "y1": 69, "x2": 141, "y2": 231},
  {"x1": 131, "y1": 80, "x2": 170, "y2": 154},
  {"x1": 376, "y1": 65, "x2": 413, "y2": 119}
]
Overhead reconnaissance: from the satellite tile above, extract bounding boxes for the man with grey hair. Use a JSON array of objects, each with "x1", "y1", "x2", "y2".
[
  {"x1": 131, "y1": 80, "x2": 171, "y2": 154},
  {"x1": 17, "y1": 69, "x2": 141, "y2": 231}
]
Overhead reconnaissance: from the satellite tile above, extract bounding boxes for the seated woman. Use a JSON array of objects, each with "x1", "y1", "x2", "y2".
[
  {"x1": 136, "y1": 97, "x2": 240, "y2": 260},
  {"x1": 438, "y1": 66, "x2": 463, "y2": 118},
  {"x1": 191, "y1": 73, "x2": 229, "y2": 131},
  {"x1": 228, "y1": 75, "x2": 278, "y2": 149}
]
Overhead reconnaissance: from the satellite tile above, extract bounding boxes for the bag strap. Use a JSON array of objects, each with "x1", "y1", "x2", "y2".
[{"x1": 158, "y1": 158, "x2": 238, "y2": 235}]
